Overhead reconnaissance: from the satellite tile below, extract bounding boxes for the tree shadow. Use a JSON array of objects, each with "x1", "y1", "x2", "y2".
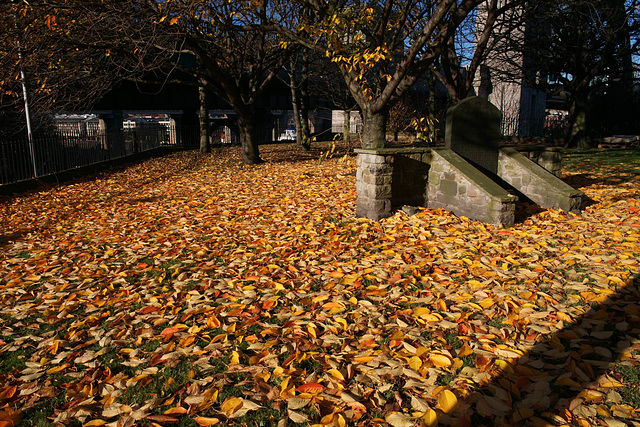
[
  {"x1": 459, "y1": 274, "x2": 640, "y2": 426},
  {"x1": 0, "y1": 229, "x2": 33, "y2": 250},
  {"x1": 563, "y1": 172, "x2": 640, "y2": 188}
]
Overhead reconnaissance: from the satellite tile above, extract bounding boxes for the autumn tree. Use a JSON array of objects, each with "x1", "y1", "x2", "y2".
[
  {"x1": 433, "y1": 0, "x2": 526, "y2": 103},
  {"x1": 3, "y1": 1, "x2": 295, "y2": 164},
  {"x1": 486, "y1": 0, "x2": 640, "y2": 148},
  {"x1": 0, "y1": 1, "x2": 120, "y2": 134},
  {"x1": 271, "y1": 0, "x2": 493, "y2": 149}
]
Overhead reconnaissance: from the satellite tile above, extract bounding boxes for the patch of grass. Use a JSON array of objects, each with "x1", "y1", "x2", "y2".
[
  {"x1": 444, "y1": 332, "x2": 462, "y2": 349},
  {"x1": 295, "y1": 357, "x2": 323, "y2": 375},
  {"x1": 121, "y1": 358, "x2": 198, "y2": 405},
  {"x1": 441, "y1": 374, "x2": 455, "y2": 385},
  {"x1": 217, "y1": 372, "x2": 251, "y2": 402},
  {"x1": 614, "y1": 364, "x2": 640, "y2": 407},
  {"x1": 17, "y1": 392, "x2": 70, "y2": 427},
  {"x1": 140, "y1": 338, "x2": 162, "y2": 352},
  {"x1": 487, "y1": 318, "x2": 508, "y2": 329},
  {"x1": 0, "y1": 347, "x2": 32, "y2": 373}
]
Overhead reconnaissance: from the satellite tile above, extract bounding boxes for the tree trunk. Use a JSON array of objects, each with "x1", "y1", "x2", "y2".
[
  {"x1": 289, "y1": 57, "x2": 311, "y2": 151},
  {"x1": 237, "y1": 110, "x2": 263, "y2": 164},
  {"x1": 290, "y1": 67, "x2": 304, "y2": 146},
  {"x1": 428, "y1": 72, "x2": 437, "y2": 142},
  {"x1": 299, "y1": 57, "x2": 311, "y2": 151},
  {"x1": 343, "y1": 109, "x2": 351, "y2": 145},
  {"x1": 565, "y1": 92, "x2": 590, "y2": 149},
  {"x1": 198, "y1": 84, "x2": 210, "y2": 154},
  {"x1": 362, "y1": 109, "x2": 388, "y2": 149}
]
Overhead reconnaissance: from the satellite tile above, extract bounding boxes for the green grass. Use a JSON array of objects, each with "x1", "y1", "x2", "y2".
[
  {"x1": 563, "y1": 147, "x2": 640, "y2": 176},
  {"x1": 17, "y1": 393, "x2": 71, "y2": 427},
  {"x1": 0, "y1": 347, "x2": 31, "y2": 373},
  {"x1": 613, "y1": 364, "x2": 640, "y2": 407}
]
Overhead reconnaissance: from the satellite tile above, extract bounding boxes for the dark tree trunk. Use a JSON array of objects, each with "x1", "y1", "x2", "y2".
[
  {"x1": 198, "y1": 83, "x2": 210, "y2": 154},
  {"x1": 299, "y1": 57, "x2": 311, "y2": 150},
  {"x1": 289, "y1": 57, "x2": 311, "y2": 151},
  {"x1": 565, "y1": 91, "x2": 590, "y2": 149},
  {"x1": 362, "y1": 108, "x2": 388, "y2": 149},
  {"x1": 428, "y1": 72, "x2": 437, "y2": 142},
  {"x1": 237, "y1": 110, "x2": 263, "y2": 164}
]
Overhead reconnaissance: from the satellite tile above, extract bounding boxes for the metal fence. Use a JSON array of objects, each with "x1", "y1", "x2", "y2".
[
  {"x1": 499, "y1": 115, "x2": 569, "y2": 140},
  {"x1": 0, "y1": 125, "x2": 176, "y2": 186}
]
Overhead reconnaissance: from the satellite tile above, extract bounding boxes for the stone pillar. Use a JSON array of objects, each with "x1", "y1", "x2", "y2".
[
  {"x1": 355, "y1": 147, "x2": 431, "y2": 221},
  {"x1": 96, "y1": 110, "x2": 124, "y2": 154},
  {"x1": 355, "y1": 151, "x2": 393, "y2": 220},
  {"x1": 169, "y1": 113, "x2": 183, "y2": 145}
]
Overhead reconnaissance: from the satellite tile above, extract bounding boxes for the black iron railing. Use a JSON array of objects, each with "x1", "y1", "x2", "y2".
[{"x1": 0, "y1": 125, "x2": 178, "y2": 186}]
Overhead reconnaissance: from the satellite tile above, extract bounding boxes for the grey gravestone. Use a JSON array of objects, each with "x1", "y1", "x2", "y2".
[{"x1": 445, "y1": 96, "x2": 501, "y2": 174}]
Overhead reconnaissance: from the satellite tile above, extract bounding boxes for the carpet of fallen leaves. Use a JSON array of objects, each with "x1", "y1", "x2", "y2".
[{"x1": 1, "y1": 144, "x2": 640, "y2": 427}]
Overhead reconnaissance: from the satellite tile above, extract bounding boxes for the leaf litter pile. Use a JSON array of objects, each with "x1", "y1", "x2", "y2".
[{"x1": 1, "y1": 145, "x2": 640, "y2": 427}]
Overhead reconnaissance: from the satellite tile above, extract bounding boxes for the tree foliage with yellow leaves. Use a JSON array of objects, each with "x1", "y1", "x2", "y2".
[{"x1": 271, "y1": 0, "x2": 491, "y2": 149}]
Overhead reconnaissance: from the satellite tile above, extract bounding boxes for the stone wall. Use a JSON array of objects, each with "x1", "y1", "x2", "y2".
[
  {"x1": 355, "y1": 148, "x2": 430, "y2": 220},
  {"x1": 498, "y1": 148, "x2": 584, "y2": 213},
  {"x1": 354, "y1": 145, "x2": 580, "y2": 225},
  {"x1": 427, "y1": 149, "x2": 517, "y2": 225}
]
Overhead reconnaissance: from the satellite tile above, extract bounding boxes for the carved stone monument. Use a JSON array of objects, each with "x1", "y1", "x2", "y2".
[{"x1": 445, "y1": 97, "x2": 501, "y2": 174}]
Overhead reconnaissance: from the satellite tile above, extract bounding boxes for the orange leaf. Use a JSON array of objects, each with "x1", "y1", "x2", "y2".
[
  {"x1": 296, "y1": 383, "x2": 325, "y2": 394},
  {"x1": 262, "y1": 299, "x2": 276, "y2": 310},
  {"x1": 164, "y1": 407, "x2": 188, "y2": 415},
  {"x1": 160, "y1": 327, "x2": 180, "y2": 340},
  {"x1": 194, "y1": 417, "x2": 220, "y2": 426}
]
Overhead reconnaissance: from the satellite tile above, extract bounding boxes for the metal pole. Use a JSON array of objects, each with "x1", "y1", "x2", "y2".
[
  {"x1": 19, "y1": 62, "x2": 37, "y2": 178},
  {"x1": 13, "y1": 1, "x2": 37, "y2": 178}
]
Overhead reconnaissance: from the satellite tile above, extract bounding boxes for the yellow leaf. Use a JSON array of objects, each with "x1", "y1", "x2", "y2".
[
  {"x1": 47, "y1": 363, "x2": 69, "y2": 374},
  {"x1": 353, "y1": 355, "x2": 375, "y2": 363},
  {"x1": 307, "y1": 323, "x2": 317, "y2": 338},
  {"x1": 413, "y1": 307, "x2": 431, "y2": 317},
  {"x1": 437, "y1": 390, "x2": 457, "y2": 414},
  {"x1": 220, "y1": 397, "x2": 243, "y2": 416},
  {"x1": 429, "y1": 354, "x2": 452, "y2": 368},
  {"x1": 327, "y1": 368, "x2": 345, "y2": 381},
  {"x1": 457, "y1": 344, "x2": 473, "y2": 358},
  {"x1": 422, "y1": 409, "x2": 438, "y2": 427},
  {"x1": 280, "y1": 376, "x2": 290, "y2": 392},
  {"x1": 409, "y1": 356, "x2": 422, "y2": 371},
  {"x1": 312, "y1": 295, "x2": 329, "y2": 303},
  {"x1": 335, "y1": 317, "x2": 348, "y2": 329},
  {"x1": 230, "y1": 351, "x2": 239, "y2": 365},
  {"x1": 83, "y1": 421, "x2": 107, "y2": 427},
  {"x1": 479, "y1": 298, "x2": 495, "y2": 309}
]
